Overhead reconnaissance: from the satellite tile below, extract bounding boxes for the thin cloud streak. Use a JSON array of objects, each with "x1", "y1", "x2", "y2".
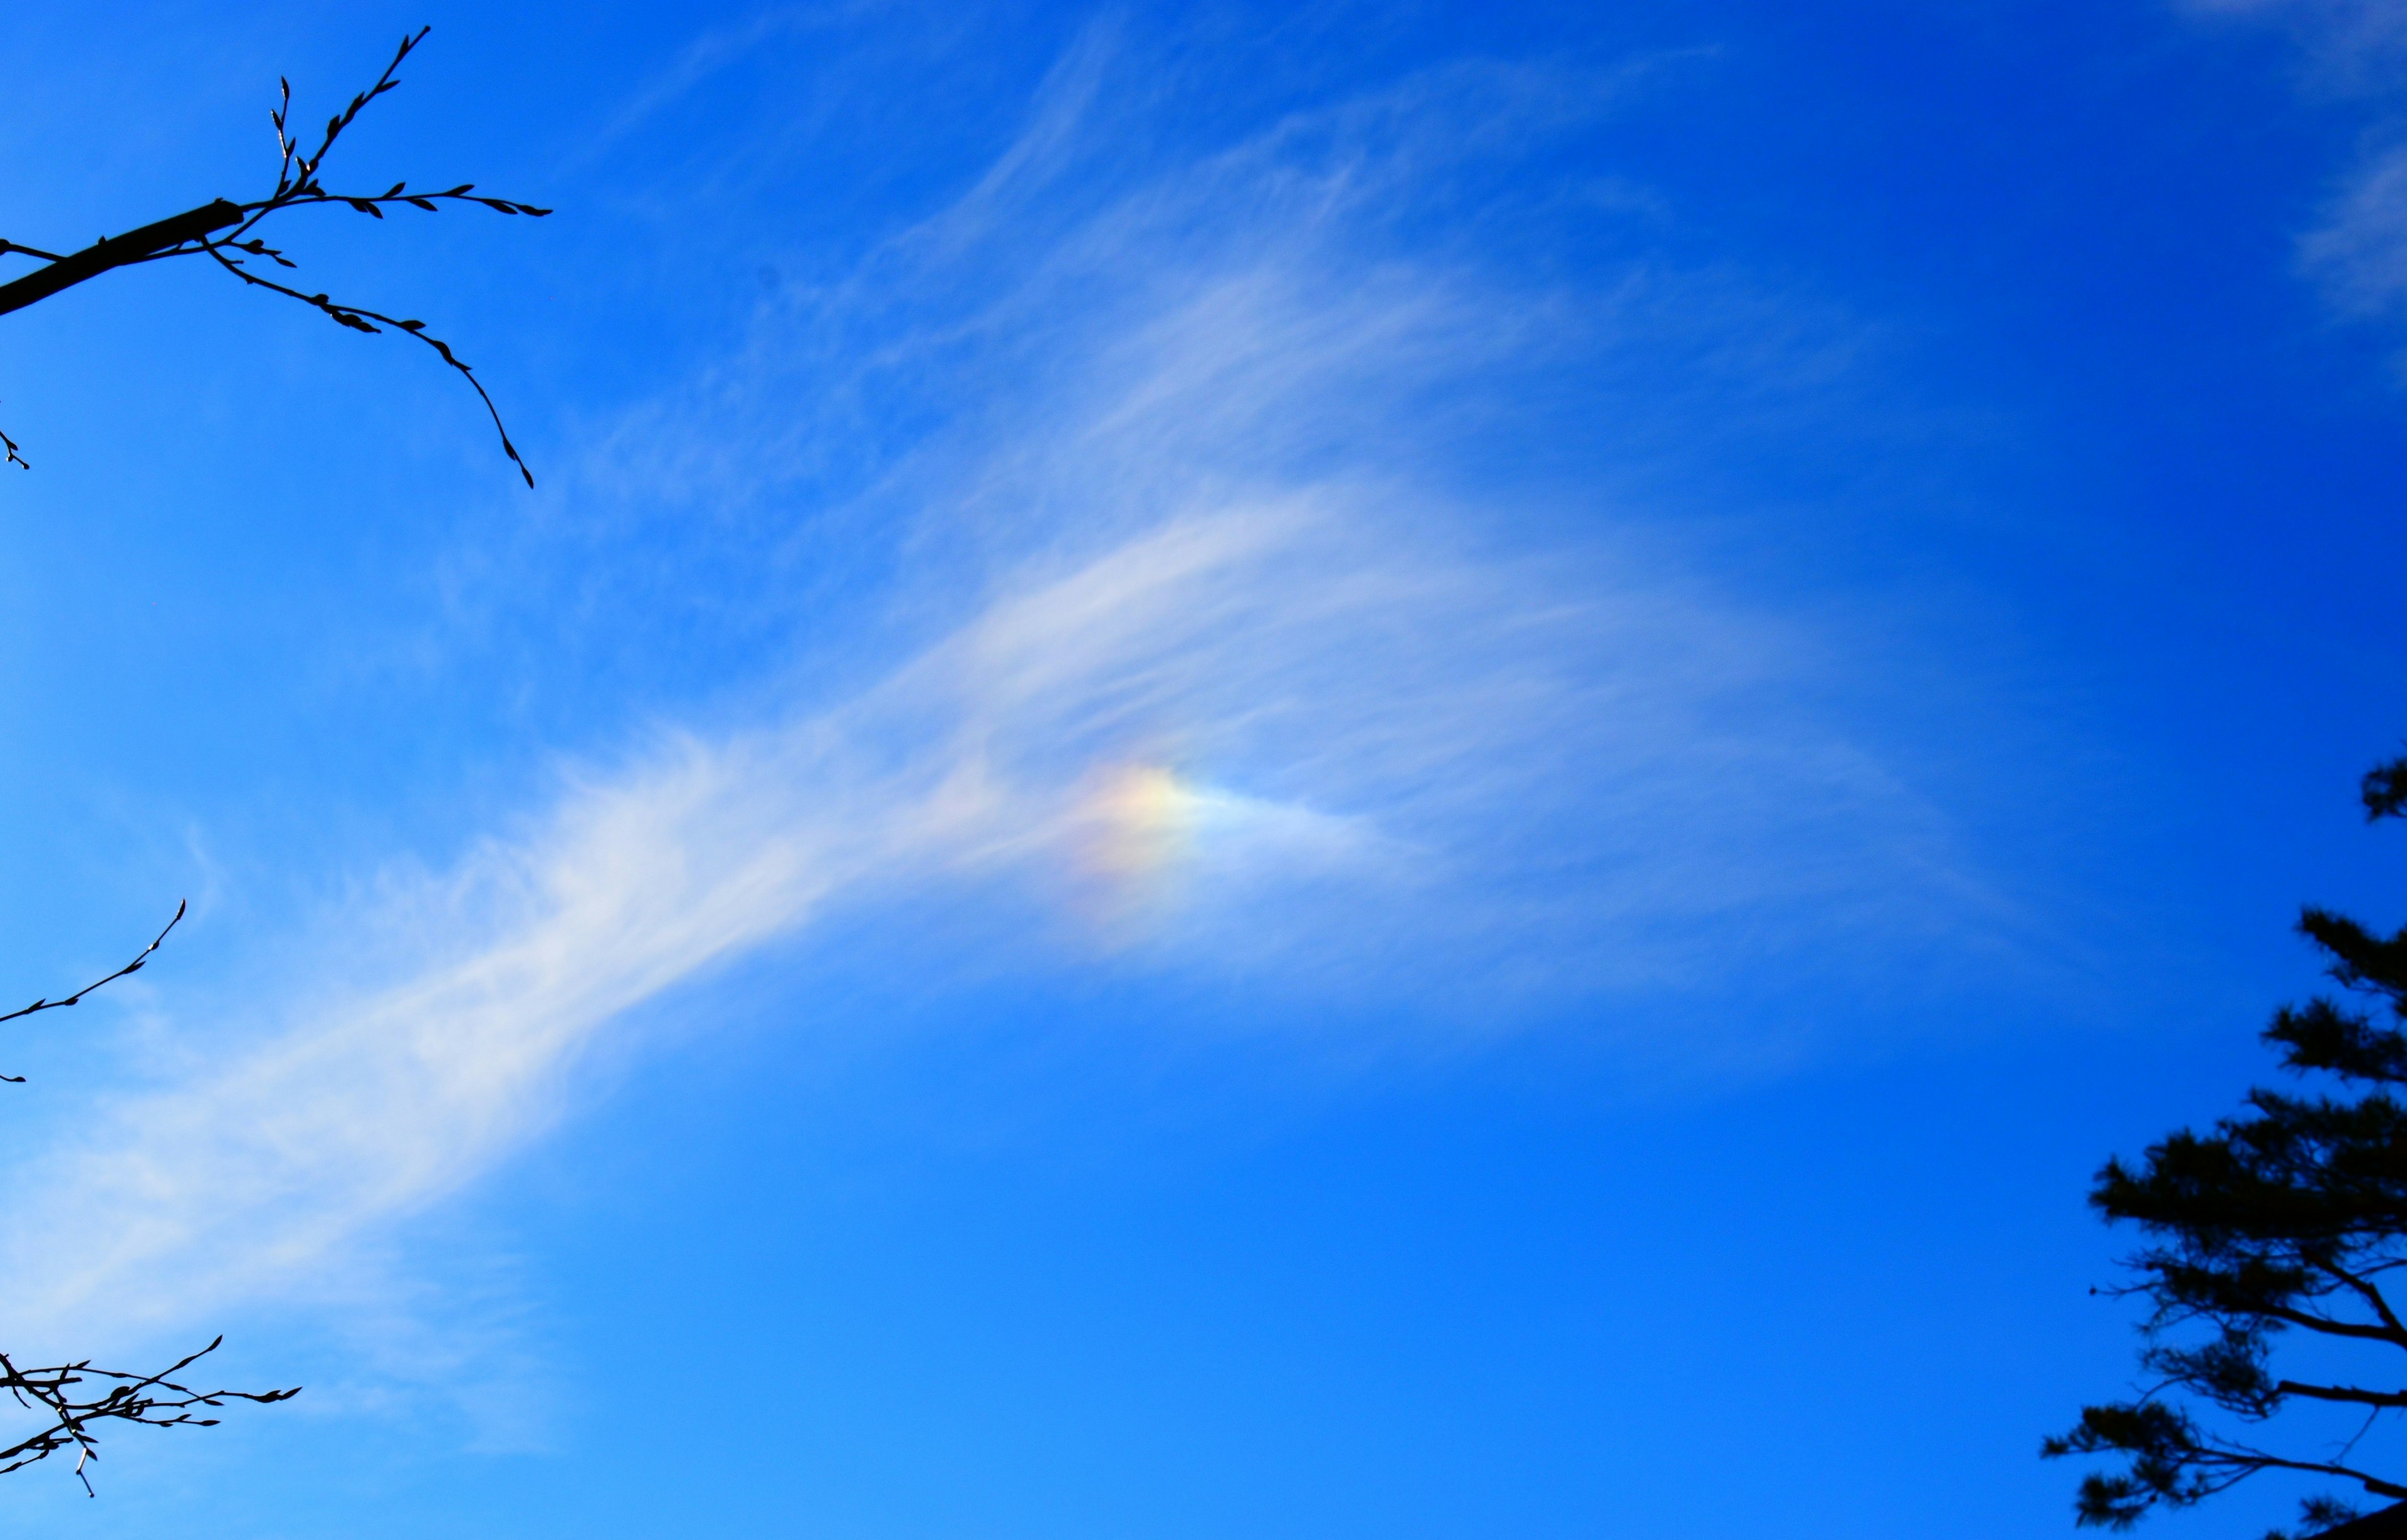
[
  {"x1": 2304, "y1": 142, "x2": 2407, "y2": 317},
  {"x1": 2182, "y1": 0, "x2": 2407, "y2": 72},
  {"x1": 2183, "y1": 0, "x2": 2407, "y2": 327},
  {"x1": 574, "y1": 3, "x2": 862, "y2": 166}
]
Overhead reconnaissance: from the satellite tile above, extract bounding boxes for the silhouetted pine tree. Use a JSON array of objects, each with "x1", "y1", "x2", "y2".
[{"x1": 2049, "y1": 753, "x2": 2407, "y2": 1538}]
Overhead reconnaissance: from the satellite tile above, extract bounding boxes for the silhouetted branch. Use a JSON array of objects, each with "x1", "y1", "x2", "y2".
[
  {"x1": 2319, "y1": 1257, "x2": 2407, "y2": 1346},
  {"x1": 2273, "y1": 1381, "x2": 2407, "y2": 1412},
  {"x1": 0, "y1": 1336, "x2": 299, "y2": 1497},
  {"x1": 197, "y1": 251, "x2": 533, "y2": 485},
  {"x1": 0, "y1": 911, "x2": 295, "y2": 1489},
  {"x1": 0, "y1": 203, "x2": 245, "y2": 320},
  {"x1": 2045, "y1": 1395, "x2": 2407, "y2": 1530},
  {"x1": 0, "y1": 26, "x2": 548, "y2": 482},
  {"x1": 0, "y1": 28, "x2": 493, "y2": 1492},
  {"x1": 0, "y1": 899, "x2": 185, "y2": 1082},
  {"x1": 2257, "y1": 1298, "x2": 2407, "y2": 1352}
]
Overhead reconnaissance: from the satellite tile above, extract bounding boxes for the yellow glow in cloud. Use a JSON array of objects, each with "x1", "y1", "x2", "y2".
[
  {"x1": 1062, "y1": 762, "x2": 1378, "y2": 945},
  {"x1": 1081, "y1": 763, "x2": 1205, "y2": 881}
]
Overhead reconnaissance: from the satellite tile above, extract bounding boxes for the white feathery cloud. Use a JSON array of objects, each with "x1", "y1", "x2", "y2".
[
  {"x1": 2179, "y1": 0, "x2": 2407, "y2": 321},
  {"x1": 2303, "y1": 142, "x2": 2407, "y2": 317},
  {"x1": 2181, "y1": 0, "x2": 2407, "y2": 63},
  {"x1": 0, "y1": 41, "x2": 1991, "y2": 1357},
  {"x1": 1, "y1": 484, "x2": 1965, "y2": 1345}
]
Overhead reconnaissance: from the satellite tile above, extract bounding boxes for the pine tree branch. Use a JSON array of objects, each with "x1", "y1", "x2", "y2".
[
  {"x1": 2319, "y1": 1258, "x2": 2407, "y2": 1345},
  {"x1": 2262, "y1": 1301, "x2": 2407, "y2": 1352},
  {"x1": 2273, "y1": 1380, "x2": 2407, "y2": 1412},
  {"x1": 2060, "y1": 754, "x2": 2407, "y2": 1528},
  {"x1": 2365, "y1": 755, "x2": 2407, "y2": 822},
  {"x1": 2204, "y1": 1445, "x2": 2407, "y2": 1503}
]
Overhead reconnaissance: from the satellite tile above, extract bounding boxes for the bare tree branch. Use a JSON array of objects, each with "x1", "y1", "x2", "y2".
[
  {"x1": 0, "y1": 24, "x2": 531, "y2": 1492},
  {"x1": 0, "y1": 899, "x2": 184, "y2": 1082},
  {"x1": 0, "y1": 911, "x2": 297, "y2": 1488},
  {"x1": 0, "y1": 1336, "x2": 298, "y2": 1497},
  {"x1": 0, "y1": 26, "x2": 550, "y2": 482},
  {"x1": 0, "y1": 203, "x2": 244, "y2": 319}
]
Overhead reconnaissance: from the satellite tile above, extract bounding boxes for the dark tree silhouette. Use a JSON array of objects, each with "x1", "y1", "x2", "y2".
[
  {"x1": 2047, "y1": 752, "x2": 2407, "y2": 1537},
  {"x1": 0, "y1": 26, "x2": 548, "y2": 481},
  {"x1": 0, "y1": 28, "x2": 547, "y2": 1491}
]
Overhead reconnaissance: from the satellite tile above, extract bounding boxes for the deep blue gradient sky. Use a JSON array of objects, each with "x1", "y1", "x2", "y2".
[{"x1": 3, "y1": 2, "x2": 2407, "y2": 1535}]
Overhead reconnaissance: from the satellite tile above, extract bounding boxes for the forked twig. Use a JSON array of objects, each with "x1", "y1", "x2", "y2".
[
  {"x1": 0, "y1": 1336, "x2": 300, "y2": 1496},
  {"x1": 0, "y1": 27, "x2": 549, "y2": 483}
]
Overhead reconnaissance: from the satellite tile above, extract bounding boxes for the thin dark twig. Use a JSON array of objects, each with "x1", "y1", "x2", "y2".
[
  {"x1": 0, "y1": 899, "x2": 185, "y2": 1081},
  {"x1": 2335, "y1": 1404, "x2": 2384, "y2": 1469},
  {"x1": 199, "y1": 248, "x2": 533, "y2": 484},
  {"x1": 0, "y1": 898, "x2": 184, "y2": 1027}
]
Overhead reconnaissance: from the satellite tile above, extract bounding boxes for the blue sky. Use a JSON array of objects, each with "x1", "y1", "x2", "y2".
[{"x1": 2, "y1": 0, "x2": 2406, "y2": 1534}]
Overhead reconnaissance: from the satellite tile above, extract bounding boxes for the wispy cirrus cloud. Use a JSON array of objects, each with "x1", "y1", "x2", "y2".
[
  {"x1": 2181, "y1": 0, "x2": 2407, "y2": 328},
  {"x1": 2, "y1": 461, "x2": 1978, "y2": 1349},
  {"x1": 2301, "y1": 142, "x2": 2407, "y2": 317},
  {"x1": 2181, "y1": 0, "x2": 2407, "y2": 75},
  {"x1": 0, "y1": 35, "x2": 1994, "y2": 1363},
  {"x1": 574, "y1": 3, "x2": 861, "y2": 165}
]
